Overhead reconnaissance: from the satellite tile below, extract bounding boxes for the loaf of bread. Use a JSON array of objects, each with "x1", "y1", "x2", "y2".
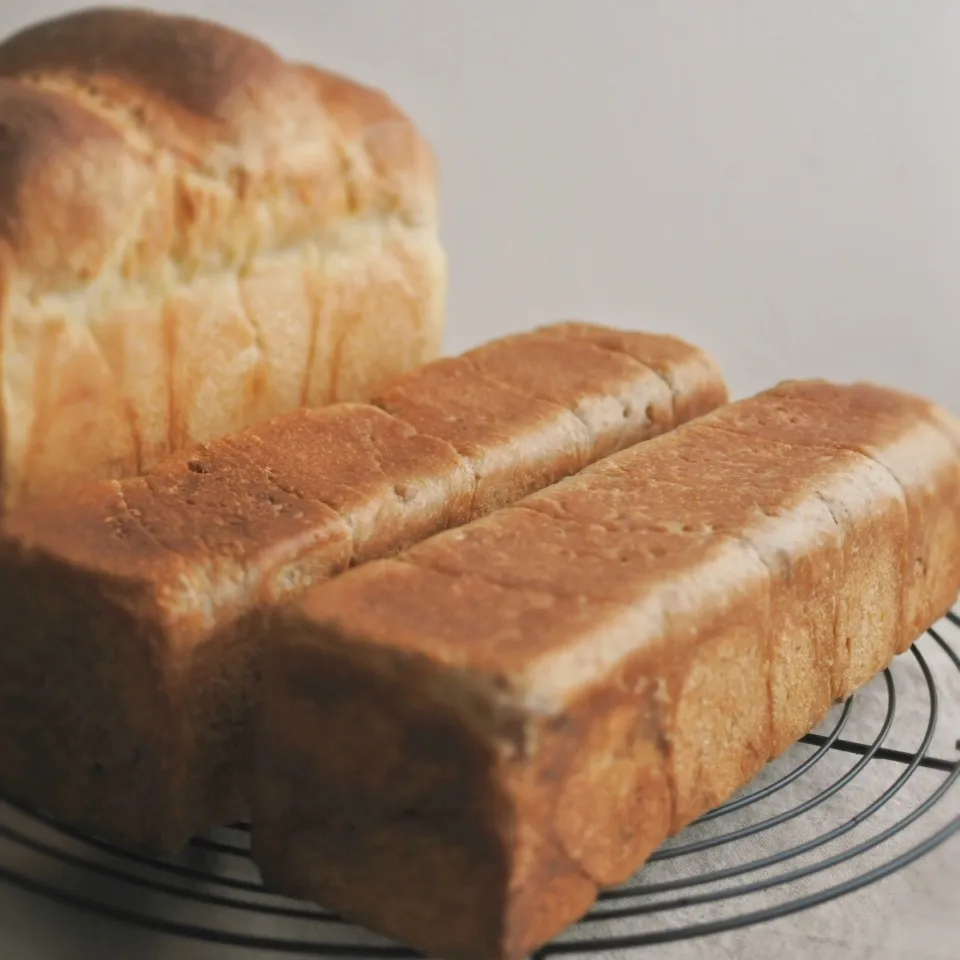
[
  {"x1": 251, "y1": 380, "x2": 960, "y2": 960},
  {"x1": 0, "y1": 7, "x2": 445, "y2": 510},
  {"x1": 0, "y1": 321, "x2": 724, "y2": 852}
]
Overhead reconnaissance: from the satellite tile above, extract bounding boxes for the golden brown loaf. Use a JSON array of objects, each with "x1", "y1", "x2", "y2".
[
  {"x1": 251, "y1": 380, "x2": 960, "y2": 960},
  {"x1": 0, "y1": 7, "x2": 445, "y2": 509},
  {"x1": 0, "y1": 321, "x2": 725, "y2": 851}
]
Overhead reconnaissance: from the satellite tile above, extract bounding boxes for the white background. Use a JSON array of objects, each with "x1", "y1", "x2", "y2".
[{"x1": 2, "y1": 0, "x2": 959, "y2": 409}]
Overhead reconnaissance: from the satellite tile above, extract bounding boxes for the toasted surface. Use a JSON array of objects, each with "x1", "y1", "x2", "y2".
[
  {"x1": 233, "y1": 404, "x2": 475, "y2": 566},
  {"x1": 374, "y1": 325, "x2": 722, "y2": 517},
  {"x1": 3, "y1": 416, "x2": 361, "y2": 614},
  {"x1": 0, "y1": 320, "x2": 725, "y2": 850},
  {"x1": 719, "y1": 380, "x2": 960, "y2": 651},
  {"x1": 374, "y1": 355, "x2": 592, "y2": 517},
  {"x1": 0, "y1": 7, "x2": 444, "y2": 508},
  {"x1": 252, "y1": 380, "x2": 960, "y2": 960},
  {"x1": 538, "y1": 320, "x2": 728, "y2": 423},
  {"x1": 464, "y1": 330, "x2": 674, "y2": 461}
]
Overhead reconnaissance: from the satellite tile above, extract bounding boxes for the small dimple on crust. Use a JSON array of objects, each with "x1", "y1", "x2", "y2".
[
  {"x1": 499, "y1": 329, "x2": 683, "y2": 453},
  {"x1": 218, "y1": 431, "x2": 358, "y2": 567},
  {"x1": 457, "y1": 353, "x2": 594, "y2": 462},
  {"x1": 112, "y1": 480, "x2": 178, "y2": 561},
  {"x1": 535, "y1": 322, "x2": 683, "y2": 426},
  {"x1": 512, "y1": 500, "x2": 624, "y2": 538},
  {"x1": 372, "y1": 364, "x2": 533, "y2": 523},
  {"x1": 718, "y1": 416, "x2": 911, "y2": 498},
  {"x1": 393, "y1": 549, "x2": 560, "y2": 608},
  {"x1": 460, "y1": 348, "x2": 602, "y2": 456},
  {"x1": 352, "y1": 420, "x2": 417, "y2": 555}
]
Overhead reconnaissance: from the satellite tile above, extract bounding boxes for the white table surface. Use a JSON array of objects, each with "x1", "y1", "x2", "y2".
[{"x1": 0, "y1": 3, "x2": 957, "y2": 957}]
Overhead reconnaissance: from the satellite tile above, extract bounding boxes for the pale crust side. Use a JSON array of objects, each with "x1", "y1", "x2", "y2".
[
  {"x1": 0, "y1": 8, "x2": 444, "y2": 508},
  {"x1": 252, "y1": 381, "x2": 960, "y2": 960},
  {"x1": 0, "y1": 320, "x2": 724, "y2": 851}
]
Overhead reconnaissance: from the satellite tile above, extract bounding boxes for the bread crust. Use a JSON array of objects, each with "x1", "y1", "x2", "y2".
[
  {"x1": 0, "y1": 8, "x2": 444, "y2": 508},
  {"x1": 0, "y1": 321, "x2": 725, "y2": 850},
  {"x1": 251, "y1": 381, "x2": 960, "y2": 960}
]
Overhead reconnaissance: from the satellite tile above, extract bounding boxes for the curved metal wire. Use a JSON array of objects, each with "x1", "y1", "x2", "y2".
[
  {"x1": 2, "y1": 795, "x2": 269, "y2": 894},
  {"x1": 585, "y1": 645, "x2": 942, "y2": 918},
  {"x1": 0, "y1": 617, "x2": 956, "y2": 958},
  {"x1": 189, "y1": 834, "x2": 252, "y2": 859},
  {"x1": 644, "y1": 672, "x2": 895, "y2": 862},
  {"x1": 690, "y1": 697, "x2": 853, "y2": 823}
]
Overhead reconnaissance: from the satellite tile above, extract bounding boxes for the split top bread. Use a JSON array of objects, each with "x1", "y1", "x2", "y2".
[
  {"x1": 0, "y1": 320, "x2": 725, "y2": 853},
  {"x1": 0, "y1": 7, "x2": 445, "y2": 509},
  {"x1": 251, "y1": 380, "x2": 960, "y2": 960}
]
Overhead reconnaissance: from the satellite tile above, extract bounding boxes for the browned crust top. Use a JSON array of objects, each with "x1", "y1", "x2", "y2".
[
  {"x1": 0, "y1": 7, "x2": 283, "y2": 121},
  {"x1": 0, "y1": 7, "x2": 437, "y2": 284}
]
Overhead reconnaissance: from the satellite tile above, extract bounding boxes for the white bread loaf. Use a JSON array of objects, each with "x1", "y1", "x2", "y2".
[{"x1": 0, "y1": 7, "x2": 445, "y2": 508}]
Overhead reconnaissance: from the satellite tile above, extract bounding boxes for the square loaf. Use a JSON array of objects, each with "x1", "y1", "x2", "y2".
[{"x1": 252, "y1": 380, "x2": 960, "y2": 960}]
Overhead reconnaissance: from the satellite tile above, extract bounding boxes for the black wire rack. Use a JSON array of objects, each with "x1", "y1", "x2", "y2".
[{"x1": 0, "y1": 610, "x2": 957, "y2": 958}]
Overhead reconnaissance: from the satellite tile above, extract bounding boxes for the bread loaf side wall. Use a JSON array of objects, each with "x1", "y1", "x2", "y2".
[
  {"x1": 251, "y1": 381, "x2": 960, "y2": 960},
  {"x1": 255, "y1": 623, "x2": 520, "y2": 960}
]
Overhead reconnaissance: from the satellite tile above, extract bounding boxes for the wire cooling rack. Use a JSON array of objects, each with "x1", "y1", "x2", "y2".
[{"x1": 0, "y1": 611, "x2": 957, "y2": 958}]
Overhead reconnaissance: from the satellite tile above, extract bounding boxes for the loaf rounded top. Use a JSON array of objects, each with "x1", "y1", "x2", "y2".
[
  {"x1": 0, "y1": 7, "x2": 284, "y2": 122},
  {"x1": 0, "y1": 6, "x2": 438, "y2": 293}
]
